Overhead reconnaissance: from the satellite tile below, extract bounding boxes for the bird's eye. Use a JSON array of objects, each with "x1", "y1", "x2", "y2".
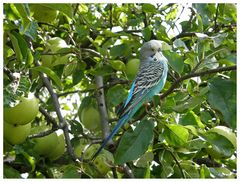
[
  {"x1": 150, "y1": 54, "x2": 155, "y2": 58},
  {"x1": 158, "y1": 48, "x2": 161, "y2": 52}
]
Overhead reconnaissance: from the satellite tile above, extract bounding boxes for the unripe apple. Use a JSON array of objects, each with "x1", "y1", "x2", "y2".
[
  {"x1": 47, "y1": 133, "x2": 66, "y2": 161},
  {"x1": 4, "y1": 96, "x2": 39, "y2": 125},
  {"x1": 79, "y1": 107, "x2": 101, "y2": 132},
  {"x1": 82, "y1": 144, "x2": 114, "y2": 176},
  {"x1": 33, "y1": 132, "x2": 58, "y2": 156},
  {"x1": 4, "y1": 121, "x2": 31, "y2": 145},
  {"x1": 125, "y1": 58, "x2": 140, "y2": 80}
]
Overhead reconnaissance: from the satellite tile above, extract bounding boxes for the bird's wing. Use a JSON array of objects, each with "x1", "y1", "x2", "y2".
[{"x1": 118, "y1": 60, "x2": 164, "y2": 117}]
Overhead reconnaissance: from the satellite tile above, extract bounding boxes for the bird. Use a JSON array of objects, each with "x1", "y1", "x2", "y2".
[{"x1": 91, "y1": 40, "x2": 168, "y2": 160}]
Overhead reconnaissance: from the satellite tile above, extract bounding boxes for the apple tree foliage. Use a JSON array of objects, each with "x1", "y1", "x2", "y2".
[{"x1": 3, "y1": 3, "x2": 236, "y2": 178}]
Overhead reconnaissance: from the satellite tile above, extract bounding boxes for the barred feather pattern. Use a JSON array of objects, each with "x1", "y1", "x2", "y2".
[{"x1": 118, "y1": 56, "x2": 165, "y2": 117}]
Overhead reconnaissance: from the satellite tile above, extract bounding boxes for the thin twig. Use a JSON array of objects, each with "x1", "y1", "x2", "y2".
[
  {"x1": 191, "y1": 47, "x2": 226, "y2": 73},
  {"x1": 160, "y1": 65, "x2": 236, "y2": 100},
  {"x1": 81, "y1": 48, "x2": 102, "y2": 57},
  {"x1": 28, "y1": 128, "x2": 58, "y2": 139},
  {"x1": 112, "y1": 167, "x2": 118, "y2": 178},
  {"x1": 167, "y1": 5, "x2": 185, "y2": 33},
  {"x1": 167, "y1": 149, "x2": 186, "y2": 178}
]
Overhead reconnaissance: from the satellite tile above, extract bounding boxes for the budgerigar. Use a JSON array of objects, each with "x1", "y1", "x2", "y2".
[{"x1": 92, "y1": 40, "x2": 168, "y2": 160}]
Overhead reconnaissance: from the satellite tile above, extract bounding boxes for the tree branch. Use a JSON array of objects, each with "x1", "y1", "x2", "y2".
[
  {"x1": 95, "y1": 76, "x2": 111, "y2": 141},
  {"x1": 171, "y1": 32, "x2": 196, "y2": 42},
  {"x1": 160, "y1": 65, "x2": 236, "y2": 99},
  {"x1": 35, "y1": 60, "x2": 77, "y2": 161},
  {"x1": 39, "y1": 106, "x2": 58, "y2": 128},
  {"x1": 58, "y1": 79, "x2": 130, "y2": 97},
  {"x1": 28, "y1": 128, "x2": 58, "y2": 139},
  {"x1": 213, "y1": 4, "x2": 219, "y2": 33},
  {"x1": 4, "y1": 67, "x2": 15, "y2": 81},
  {"x1": 121, "y1": 164, "x2": 135, "y2": 178}
]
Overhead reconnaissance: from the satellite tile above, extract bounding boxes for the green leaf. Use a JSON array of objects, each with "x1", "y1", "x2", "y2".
[
  {"x1": 204, "y1": 132, "x2": 235, "y2": 158},
  {"x1": 173, "y1": 39, "x2": 188, "y2": 51},
  {"x1": 109, "y1": 60, "x2": 126, "y2": 71},
  {"x1": 163, "y1": 124, "x2": 189, "y2": 147},
  {"x1": 107, "y1": 84, "x2": 128, "y2": 107},
  {"x1": 158, "y1": 150, "x2": 175, "y2": 178},
  {"x1": 30, "y1": 66, "x2": 62, "y2": 90},
  {"x1": 14, "y1": 4, "x2": 38, "y2": 41},
  {"x1": 207, "y1": 78, "x2": 236, "y2": 129},
  {"x1": 179, "y1": 111, "x2": 205, "y2": 128},
  {"x1": 133, "y1": 166, "x2": 150, "y2": 178},
  {"x1": 75, "y1": 24, "x2": 90, "y2": 38},
  {"x1": 22, "y1": 21, "x2": 38, "y2": 41},
  {"x1": 142, "y1": 26, "x2": 152, "y2": 41},
  {"x1": 156, "y1": 25, "x2": 170, "y2": 42},
  {"x1": 209, "y1": 167, "x2": 235, "y2": 178},
  {"x1": 110, "y1": 43, "x2": 130, "y2": 58},
  {"x1": 200, "y1": 164, "x2": 211, "y2": 178},
  {"x1": 135, "y1": 151, "x2": 154, "y2": 168},
  {"x1": 224, "y1": 4, "x2": 236, "y2": 22},
  {"x1": 211, "y1": 33, "x2": 228, "y2": 48},
  {"x1": 69, "y1": 119, "x2": 83, "y2": 137},
  {"x1": 8, "y1": 32, "x2": 22, "y2": 62},
  {"x1": 8, "y1": 31, "x2": 33, "y2": 65},
  {"x1": 163, "y1": 51, "x2": 184, "y2": 74},
  {"x1": 114, "y1": 120, "x2": 154, "y2": 164},
  {"x1": 63, "y1": 61, "x2": 78, "y2": 77},
  {"x1": 173, "y1": 161, "x2": 200, "y2": 178},
  {"x1": 173, "y1": 96, "x2": 205, "y2": 113},
  {"x1": 219, "y1": 54, "x2": 236, "y2": 66},
  {"x1": 72, "y1": 69, "x2": 84, "y2": 86},
  {"x1": 142, "y1": 4, "x2": 156, "y2": 13},
  {"x1": 62, "y1": 165, "x2": 80, "y2": 178},
  {"x1": 4, "y1": 164, "x2": 21, "y2": 178},
  {"x1": 41, "y1": 4, "x2": 73, "y2": 18},
  {"x1": 187, "y1": 138, "x2": 208, "y2": 150},
  {"x1": 208, "y1": 126, "x2": 236, "y2": 149},
  {"x1": 90, "y1": 64, "x2": 113, "y2": 76}
]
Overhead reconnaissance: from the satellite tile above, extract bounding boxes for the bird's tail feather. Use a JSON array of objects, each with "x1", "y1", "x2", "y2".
[{"x1": 91, "y1": 113, "x2": 129, "y2": 161}]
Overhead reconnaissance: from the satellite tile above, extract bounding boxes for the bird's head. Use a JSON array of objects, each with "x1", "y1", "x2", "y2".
[{"x1": 140, "y1": 40, "x2": 166, "y2": 61}]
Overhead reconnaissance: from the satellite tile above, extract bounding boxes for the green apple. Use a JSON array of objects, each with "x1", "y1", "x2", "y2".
[
  {"x1": 47, "y1": 133, "x2": 66, "y2": 161},
  {"x1": 74, "y1": 139, "x2": 89, "y2": 158},
  {"x1": 33, "y1": 132, "x2": 58, "y2": 156},
  {"x1": 4, "y1": 121, "x2": 31, "y2": 145},
  {"x1": 82, "y1": 144, "x2": 114, "y2": 176},
  {"x1": 125, "y1": 58, "x2": 140, "y2": 80},
  {"x1": 4, "y1": 96, "x2": 39, "y2": 125},
  {"x1": 29, "y1": 4, "x2": 57, "y2": 23},
  {"x1": 79, "y1": 107, "x2": 101, "y2": 131}
]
